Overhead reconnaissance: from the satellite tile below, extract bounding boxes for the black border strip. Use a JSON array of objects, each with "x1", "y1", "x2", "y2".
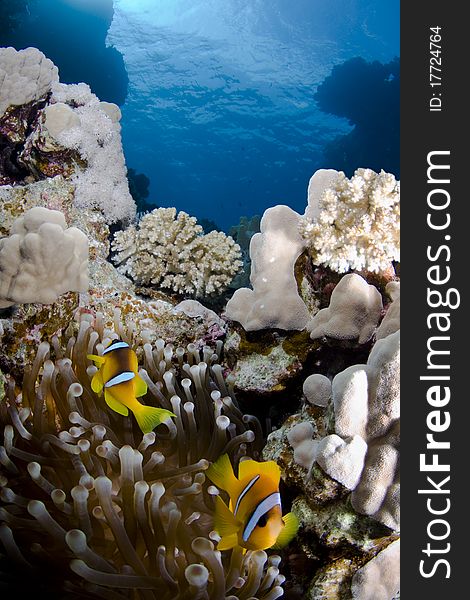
[{"x1": 401, "y1": 2, "x2": 467, "y2": 596}]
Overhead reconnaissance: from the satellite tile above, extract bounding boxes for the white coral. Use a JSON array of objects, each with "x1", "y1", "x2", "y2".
[
  {"x1": 289, "y1": 330, "x2": 400, "y2": 530},
  {"x1": 49, "y1": 86, "x2": 134, "y2": 224},
  {"x1": 111, "y1": 208, "x2": 242, "y2": 298},
  {"x1": 0, "y1": 47, "x2": 58, "y2": 117},
  {"x1": 307, "y1": 273, "x2": 383, "y2": 344},
  {"x1": 0, "y1": 207, "x2": 88, "y2": 308},
  {"x1": 225, "y1": 205, "x2": 310, "y2": 331},
  {"x1": 300, "y1": 168, "x2": 400, "y2": 273},
  {"x1": 351, "y1": 540, "x2": 400, "y2": 600}
]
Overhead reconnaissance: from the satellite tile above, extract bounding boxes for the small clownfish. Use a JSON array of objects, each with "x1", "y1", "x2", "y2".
[
  {"x1": 87, "y1": 340, "x2": 175, "y2": 434},
  {"x1": 206, "y1": 453, "x2": 298, "y2": 552}
]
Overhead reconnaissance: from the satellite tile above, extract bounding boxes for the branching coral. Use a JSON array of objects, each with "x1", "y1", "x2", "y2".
[
  {"x1": 0, "y1": 206, "x2": 88, "y2": 308},
  {"x1": 112, "y1": 207, "x2": 243, "y2": 299},
  {"x1": 300, "y1": 168, "x2": 400, "y2": 273},
  {"x1": 0, "y1": 312, "x2": 285, "y2": 598}
]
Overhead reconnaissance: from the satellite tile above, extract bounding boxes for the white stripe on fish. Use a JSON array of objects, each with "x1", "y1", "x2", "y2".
[
  {"x1": 104, "y1": 371, "x2": 135, "y2": 388},
  {"x1": 234, "y1": 475, "x2": 260, "y2": 516},
  {"x1": 103, "y1": 341, "x2": 130, "y2": 355},
  {"x1": 242, "y1": 492, "x2": 281, "y2": 542}
]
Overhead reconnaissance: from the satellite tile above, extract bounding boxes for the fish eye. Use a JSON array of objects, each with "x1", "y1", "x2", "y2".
[{"x1": 257, "y1": 513, "x2": 268, "y2": 528}]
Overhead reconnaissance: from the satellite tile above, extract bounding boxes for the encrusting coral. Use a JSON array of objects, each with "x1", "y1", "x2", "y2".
[
  {"x1": 111, "y1": 207, "x2": 243, "y2": 299},
  {"x1": 0, "y1": 312, "x2": 286, "y2": 599},
  {"x1": 300, "y1": 168, "x2": 400, "y2": 274},
  {"x1": 0, "y1": 206, "x2": 88, "y2": 308}
]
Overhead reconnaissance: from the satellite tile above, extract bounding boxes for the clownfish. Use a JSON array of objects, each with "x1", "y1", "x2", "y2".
[
  {"x1": 206, "y1": 453, "x2": 298, "y2": 551},
  {"x1": 87, "y1": 340, "x2": 175, "y2": 434}
]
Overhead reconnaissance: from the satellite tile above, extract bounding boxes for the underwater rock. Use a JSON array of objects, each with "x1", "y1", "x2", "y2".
[{"x1": 224, "y1": 327, "x2": 316, "y2": 394}]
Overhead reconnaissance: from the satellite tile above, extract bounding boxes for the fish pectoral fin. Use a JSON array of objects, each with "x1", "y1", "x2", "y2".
[
  {"x1": 206, "y1": 454, "x2": 237, "y2": 494},
  {"x1": 217, "y1": 533, "x2": 239, "y2": 551},
  {"x1": 90, "y1": 370, "x2": 105, "y2": 394},
  {"x1": 87, "y1": 353, "x2": 106, "y2": 366},
  {"x1": 238, "y1": 457, "x2": 281, "y2": 487},
  {"x1": 104, "y1": 390, "x2": 129, "y2": 416},
  {"x1": 134, "y1": 405, "x2": 175, "y2": 435},
  {"x1": 271, "y1": 512, "x2": 299, "y2": 549},
  {"x1": 134, "y1": 373, "x2": 148, "y2": 398},
  {"x1": 214, "y1": 495, "x2": 241, "y2": 539}
]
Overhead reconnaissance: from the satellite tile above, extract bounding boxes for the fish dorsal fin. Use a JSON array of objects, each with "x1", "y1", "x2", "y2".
[
  {"x1": 213, "y1": 495, "x2": 240, "y2": 539},
  {"x1": 238, "y1": 458, "x2": 281, "y2": 487},
  {"x1": 206, "y1": 454, "x2": 238, "y2": 496},
  {"x1": 87, "y1": 353, "x2": 106, "y2": 366},
  {"x1": 271, "y1": 512, "x2": 299, "y2": 549},
  {"x1": 90, "y1": 370, "x2": 104, "y2": 394},
  {"x1": 134, "y1": 373, "x2": 148, "y2": 398},
  {"x1": 104, "y1": 390, "x2": 129, "y2": 416}
]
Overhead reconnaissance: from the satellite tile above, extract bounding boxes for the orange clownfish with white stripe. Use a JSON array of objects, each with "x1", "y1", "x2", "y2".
[
  {"x1": 87, "y1": 340, "x2": 175, "y2": 434},
  {"x1": 206, "y1": 453, "x2": 299, "y2": 551}
]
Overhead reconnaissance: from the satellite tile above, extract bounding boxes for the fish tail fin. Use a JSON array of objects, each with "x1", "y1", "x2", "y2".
[
  {"x1": 206, "y1": 453, "x2": 238, "y2": 495},
  {"x1": 133, "y1": 404, "x2": 175, "y2": 434},
  {"x1": 271, "y1": 512, "x2": 299, "y2": 549}
]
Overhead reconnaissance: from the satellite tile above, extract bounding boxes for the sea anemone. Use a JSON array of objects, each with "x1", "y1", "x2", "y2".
[{"x1": 0, "y1": 312, "x2": 285, "y2": 599}]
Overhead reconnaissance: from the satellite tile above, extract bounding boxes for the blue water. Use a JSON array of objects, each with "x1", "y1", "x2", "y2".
[
  {"x1": 108, "y1": 0, "x2": 399, "y2": 229},
  {"x1": 1, "y1": 0, "x2": 399, "y2": 231}
]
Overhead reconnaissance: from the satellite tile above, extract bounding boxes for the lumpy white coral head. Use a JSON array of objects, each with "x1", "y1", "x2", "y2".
[
  {"x1": 0, "y1": 206, "x2": 89, "y2": 307},
  {"x1": 225, "y1": 204, "x2": 310, "y2": 331},
  {"x1": 0, "y1": 46, "x2": 59, "y2": 117},
  {"x1": 308, "y1": 273, "x2": 383, "y2": 344},
  {"x1": 304, "y1": 168, "x2": 342, "y2": 221}
]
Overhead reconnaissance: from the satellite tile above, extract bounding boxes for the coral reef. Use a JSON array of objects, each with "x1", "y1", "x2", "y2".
[
  {"x1": 0, "y1": 206, "x2": 88, "y2": 308},
  {"x1": 1, "y1": 44, "x2": 400, "y2": 600},
  {"x1": 0, "y1": 313, "x2": 286, "y2": 598},
  {"x1": 111, "y1": 207, "x2": 243, "y2": 299},
  {"x1": 300, "y1": 168, "x2": 400, "y2": 274}
]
